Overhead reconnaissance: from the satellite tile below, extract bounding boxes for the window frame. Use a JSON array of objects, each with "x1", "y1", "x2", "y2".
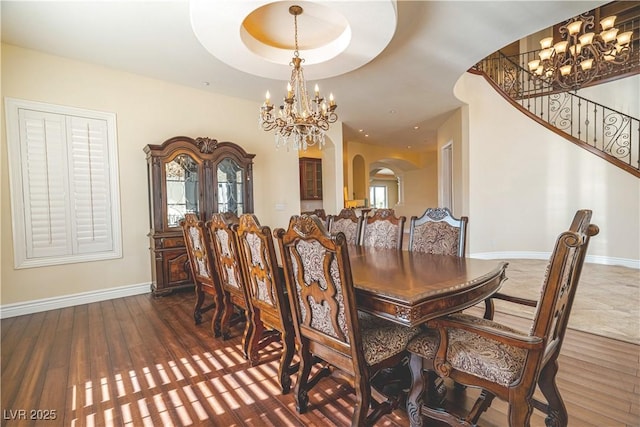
[{"x1": 5, "y1": 97, "x2": 122, "y2": 268}]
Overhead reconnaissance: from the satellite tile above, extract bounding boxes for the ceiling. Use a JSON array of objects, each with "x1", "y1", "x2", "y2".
[{"x1": 1, "y1": 0, "x2": 607, "y2": 151}]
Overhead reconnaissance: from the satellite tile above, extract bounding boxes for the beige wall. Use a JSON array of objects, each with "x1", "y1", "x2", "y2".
[
  {"x1": 344, "y1": 140, "x2": 437, "y2": 219},
  {"x1": 436, "y1": 107, "x2": 467, "y2": 218},
  {"x1": 455, "y1": 72, "x2": 640, "y2": 265},
  {"x1": 0, "y1": 44, "x2": 307, "y2": 305}
]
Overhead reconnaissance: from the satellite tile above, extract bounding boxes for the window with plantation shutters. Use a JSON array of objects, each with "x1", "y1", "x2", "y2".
[{"x1": 5, "y1": 98, "x2": 122, "y2": 268}]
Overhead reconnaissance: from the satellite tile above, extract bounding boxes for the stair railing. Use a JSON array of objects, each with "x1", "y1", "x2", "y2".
[{"x1": 473, "y1": 51, "x2": 640, "y2": 177}]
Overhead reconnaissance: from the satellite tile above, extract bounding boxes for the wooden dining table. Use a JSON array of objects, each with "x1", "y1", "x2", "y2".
[{"x1": 347, "y1": 245, "x2": 508, "y2": 327}]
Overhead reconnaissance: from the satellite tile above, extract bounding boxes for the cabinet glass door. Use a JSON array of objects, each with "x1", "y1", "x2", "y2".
[
  {"x1": 165, "y1": 154, "x2": 199, "y2": 227},
  {"x1": 217, "y1": 158, "x2": 244, "y2": 214}
]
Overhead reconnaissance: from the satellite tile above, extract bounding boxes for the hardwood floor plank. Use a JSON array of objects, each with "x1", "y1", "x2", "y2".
[
  {"x1": 1, "y1": 312, "x2": 46, "y2": 411},
  {"x1": 2, "y1": 289, "x2": 638, "y2": 427}
]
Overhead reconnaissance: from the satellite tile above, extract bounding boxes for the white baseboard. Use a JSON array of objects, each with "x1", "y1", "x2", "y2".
[
  {"x1": 470, "y1": 251, "x2": 640, "y2": 269},
  {"x1": 0, "y1": 282, "x2": 151, "y2": 319}
]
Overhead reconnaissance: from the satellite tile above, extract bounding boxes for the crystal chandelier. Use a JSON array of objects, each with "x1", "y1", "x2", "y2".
[
  {"x1": 527, "y1": 13, "x2": 633, "y2": 90},
  {"x1": 259, "y1": 5, "x2": 337, "y2": 151}
]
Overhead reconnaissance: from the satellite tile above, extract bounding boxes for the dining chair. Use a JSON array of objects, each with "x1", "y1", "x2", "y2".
[
  {"x1": 405, "y1": 209, "x2": 599, "y2": 427},
  {"x1": 408, "y1": 207, "x2": 468, "y2": 256},
  {"x1": 274, "y1": 214, "x2": 420, "y2": 426},
  {"x1": 235, "y1": 213, "x2": 298, "y2": 393},
  {"x1": 327, "y1": 208, "x2": 363, "y2": 246},
  {"x1": 481, "y1": 207, "x2": 595, "y2": 320},
  {"x1": 206, "y1": 212, "x2": 253, "y2": 357},
  {"x1": 302, "y1": 208, "x2": 329, "y2": 228},
  {"x1": 360, "y1": 208, "x2": 406, "y2": 250},
  {"x1": 180, "y1": 213, "x2": 223, "y2": 337}
]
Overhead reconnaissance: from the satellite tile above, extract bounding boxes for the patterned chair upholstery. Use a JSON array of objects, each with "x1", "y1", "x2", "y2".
[
  {"x1": 274, "y1": 214, "x2": 420, "y2": 426},
  {"x1": 327, "y1": 208, "x2": 363, "y2": 246},
  {"x1": 360, "y1": 208, "x2": 406, "y2": 250},
  {"x1": 180, "y1": 213, "x2": 223, "y2": 337},
  {"x1": 405, "y1": 210, "x2": 599, "y2": 427},
  {"x1": 408, "y1": 207, "x2": 468, "y2": 256},
  {"x1": 206, "y1": 212, "x2": 254, "y2": 356},
  {"x1": 235, "y1": 214, "x2": 297, "y2": 393}
]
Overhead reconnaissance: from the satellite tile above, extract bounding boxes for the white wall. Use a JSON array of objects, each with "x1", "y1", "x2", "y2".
[
  {"x1": 0, "y1": 44, "x2": 307, "y2": 305},
  {"x1": 455, "y1": 72, "x2": 640, "y2": 267}
]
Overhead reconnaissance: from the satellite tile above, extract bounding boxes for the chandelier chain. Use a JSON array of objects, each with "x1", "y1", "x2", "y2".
[{"x1": 258, "y1": 5, "x2": 338, "y2": 151}]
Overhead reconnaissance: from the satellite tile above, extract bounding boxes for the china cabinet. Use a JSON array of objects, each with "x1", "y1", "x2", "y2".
[
  {"x1": 299, "y1": 157, "x2": 322, "y2": 200},
  {"x1": 144, "y1": 136, "x2": 254, "y2": 295}
]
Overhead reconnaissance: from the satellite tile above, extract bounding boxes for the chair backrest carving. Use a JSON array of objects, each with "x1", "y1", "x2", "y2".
[
  {"x1": 327, "y1": 208, "x2": 363, "y2": 246},
  {"x1": 207, "y1": 213, "x2": 244, "y2": 293},
  {"x1": 236, "y1": 214, "x2": 288, "y2": 318},
  {"x1": 409, "y1": 207, "x2": 468, "y2": 256},
  {"x1": 181, "y1": 213, "x2": 214, "y2": 282},
  {"x1": 275, "y1": 215, "x2": 363, "y2": 364},
  {"x1": 530, "y1": 210, "x2": 599, "y2": 357},
  {"x1": 360, "y1": 208, "x2": 406, "y2": 250}
]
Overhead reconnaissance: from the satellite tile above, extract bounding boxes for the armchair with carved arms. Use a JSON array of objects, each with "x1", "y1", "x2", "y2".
[{"x1": 405, "y1": 209, "x2": 599, "y2": 427}]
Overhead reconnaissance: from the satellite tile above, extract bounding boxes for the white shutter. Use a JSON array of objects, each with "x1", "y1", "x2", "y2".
[
  {"x1": 5, "y1": 98, "x2": 121, "y2": 268},
  {"x1": 68, "y1": 116, "x2": 114, "y2": 253},
  {"x1": 19, "y1": 109, "x2": 72, "y2": 258}
]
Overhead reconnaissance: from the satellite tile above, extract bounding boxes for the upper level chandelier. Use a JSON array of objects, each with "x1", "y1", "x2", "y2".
[
  {"x1": 527, "y1": 13, "x2": 633, "y2": 90},
  {"x1": 259, "y1": 5, "x2": 338, "y2": 151}
]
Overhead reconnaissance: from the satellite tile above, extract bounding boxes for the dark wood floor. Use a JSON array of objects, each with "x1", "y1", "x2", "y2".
[{"x1": 2, "y1": 290, "x2": 639, "y2": 427}]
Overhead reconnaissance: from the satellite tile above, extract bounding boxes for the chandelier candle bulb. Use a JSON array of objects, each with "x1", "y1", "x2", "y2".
[
  {"x1": 540, "y1": 37, "x2": 554, "y2": 49},
  {"x1": 580, "y1": 58, "x2": 594, "y2": 70},
  {"x1": 264, "y1": 91, "x2": 270, "y2": 106},
  {"x1": 600, "y1": 15, "x2": 617, "y2": 30},
  {"x1": 528, "y1": 59, "x2": 541, "y2": 71},
  {"x1": 601, "y1": 28, "x2": 619, "y2": 43},
  {"x1": 567, "y1": 20, "x2": 582, "y2": 35},
  {"x1": 617, "y1": 31, "x2": 633, "y2": 46},
  {"x1": 554, "y1": 41, "x2": 568, "y2": 53},
  {"x1": 539, "y1": 48, "x2": 553, "y2": 61},
  {"x1": 579, "y1": 32, "x2": 595, "y2": 45}
]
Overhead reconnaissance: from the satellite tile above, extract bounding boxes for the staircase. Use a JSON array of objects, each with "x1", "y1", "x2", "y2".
[
  {"x1": 472, "y1": 52, "x2": 639, "y2": 178},
  {"x1": 471, "y1": 2, "x2": 640, "y2": 178}
]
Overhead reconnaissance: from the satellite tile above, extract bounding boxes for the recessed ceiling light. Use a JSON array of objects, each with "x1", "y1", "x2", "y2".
[
  {"x1": 359, "y1": 129, "x2": 364, "y2": 133},
  {"x1": 202, "y1": 81, "x2": 210, "y2": 86},
  {"x1": 364, "y1": 134, "x2": 369, "y2": 137},
  {"x1": 407, "y1": 145, "x2": 412, "y2": 149},
  {"x1": 413, "y1": 126, "x2": 419, "y2": 130},
  {"x1": 389, "y1": 109, "x2": 396, "y2": 114}
]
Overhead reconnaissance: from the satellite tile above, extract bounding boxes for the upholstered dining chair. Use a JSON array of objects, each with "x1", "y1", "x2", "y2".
[
  {"x1": 405, "y1": 209, "x2": 599, "y2": 427},
  {"x1": 360, "y1": 208, "x2": 406, "y2": 250},
  {"x1": 327, "y1": 208, "x2": 363, "y2": 246},
  {"x1": 180, "y1": 213, "x2": 223, "y2": 336},
  {"x1": 206, "y1": 212, "x2": 253, "y2": 356},
  {"x1": 274, "y1": 214, "x2": 420, "y2": 426},
  {"x1": 408, "y1": 207, "x2": 468, "y2": 256},
  {"x1": 235, "y1": 213, "x2": 297, "y2": 393},
  {"x1": 302, "y1": 208, "x2": 329, "y2": 228}
]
